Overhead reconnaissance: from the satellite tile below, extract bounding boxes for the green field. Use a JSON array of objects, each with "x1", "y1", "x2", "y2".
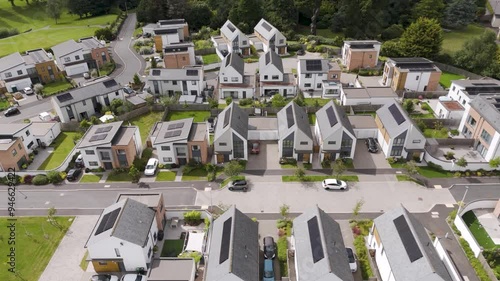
[
  {"x1": 166, "y1": 111, "x2": 210, "y2": 123},
  {"x1": 0, "y1": 217, "x2": 74, "y2": 281},
  {"x1": 0, "y1": 1, "x2": 118, "y2": 57},
  {"x1": 202, "y1": 53, "x2": 220, "y2": 65},
  {"x1": 38, "y1": 132, "x2": 78, "y2": 170},
  {"x1": 442, "y1": 25, "x2": 486, "y2": 54},
  {"x1": 439, "y1": 72, "x2": 466, "y2": 89}
]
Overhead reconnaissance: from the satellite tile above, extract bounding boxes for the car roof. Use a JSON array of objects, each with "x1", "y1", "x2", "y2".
[
  {"x1": 146, "y1": 158, "x2": 158, "y2": 165},
  {"x1": 324, "y1": 179, "x2": 339, "y2": 184},
  {"x1": 264, "y1": 236, "x2": 274, "y2": 243}
]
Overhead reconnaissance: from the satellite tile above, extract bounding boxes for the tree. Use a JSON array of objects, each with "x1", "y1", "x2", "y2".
[
  {"x1": 295, "y1": 0, "x2": 322, "y2": 35},
  {"x1": 380, "y1": 40, "x2": 403, "y2": 57},
  {"x1": 352, "y1": 199, "x2": 365, "y2": 221},
  {"x1": 133, "y1": 73, "x2": 141, "y2": 85},
  {"x1": 381, "y1": 24, "x2": 405, "y2": 41},
  {"x1": 271, "y1": 94, "x2": 287, "y2": 108},
  {"x1": 185, "y1": 2, "x2": 213, "y2": 31},
  {"x1": 279, "y1": 204, "x2": 290, "y2": 220},
  {"x1": 263, "y1": 0, "x2": 298, "y2": 38},
  {"x1": 34, "y1": 83, "x2": 44, "y2": 95},
  {"x1": 403, "y1": 99, "x2": 414, "y2": 113},
  {"x1": 455, "y1": 157, "x2": 468, "y2": 168},
  {"x1": 403, "y1": 160, "x2": 419, "y2": 178},
  {"x1": 489, "y1": 157, "x2": 500, "y2": 168},
  {"x1": 294, "y1": 91, "x2": 305, "y2": 107},
  {"x1": 442, "y1": 0, "x2": 477, "y2": 29},
  {"x1": 411, "y1": 0, "x2": 445, "y2": 22},
  {"x1": 224, "y1": 160, "x2": 244, "y2": 178},
  {"x1": 67, "y1": 0, "x2": 91, "y2": 18},
  {"x1": 150, "y1": 57, "x2": 158, "y2": 68},
  {"x1": 294, "y1": 167, "x2": 306, "y2": 180},
  {"x1": 89, "y1": 115, "x2": 100, "y2": 124},
  {"x1": 454, "y1": 31, "x2": 498, "y2": 75},
  {"x1": 332, "y1": 159, "x2": 346, "y2": 179},
  {"x1": 399, "y1": 17, "x2": 443, "y2": 59},
  {"x1": 46, "y1": 0, "x2": 63, "y2": 24},
  {"x1": 167, "y1": 0, "x2": 188, "y2": 19},
  {"x1": 136, "y1": 0, "x2": 167, "y2": 23},
  {"x1": 229, "y1": 0, "x2": 262, "y2": 33},
  {"x1": 129, "y1": 164, "x2": 141, "y2": 183},
  {"x1": 80, "y1": 119, "x2": 91, "y2": 130},
  {"x1": 94, "y1": 27, "x2": 114, "y2": 41}
]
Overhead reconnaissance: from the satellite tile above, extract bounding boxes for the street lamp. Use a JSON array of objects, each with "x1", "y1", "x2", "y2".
[{"x1": 457, "y1": 185, "x2": 470, "y2": 214}]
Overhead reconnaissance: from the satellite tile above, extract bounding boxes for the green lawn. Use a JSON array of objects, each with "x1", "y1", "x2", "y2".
[
  {"x1": 43, "y1": 80, "x2": 74, "y2": 96},
  {"x1": 281, "y1": 164, "x2": 298, "y2": 169},
  {"x1": 308, "y1": 113, "x2": 316, "y2": 125},
  {"x1": 304, "y1": 98, "x2": 331, "y2": 107},
  {"x1": 296, "y1": 25, "x2": 343, "y2": 38},
  {"x1": 410, "y1": 112, "x2": 435, "y2": 119},
  {"x1": 182, "y1": 168, "x2": 208, "y2": 181},
  {"x1": 99, "y1": 62, "x2": 116, "y2": 77},
  {"x1": 442, "y1": 25, "x2": 486, "y2": 54},
  {"x1": 418, "y1": 166, "x2": 454, "y2": 178},
  {"x1": 396, "y1": 175, "x2": 424, "y2": 185},
  {"x1": 202, "y1": 53, "x2": 220, "y2": 65},
  {"x1": 439, "y1": 72, "x2": 466, "y2": 89},
  {"x1": 79, "y1": 174, "x2": 102, "y2": 183},
  {"x1": 166, "y1": 111, "x2": 210, "y2": 122},
  {"x1": 161, "y1": 239, "x2": 184, "y2": 257},
  {"x1": 128, "y1": 111, "x2": 164, "y2": 143},
  {"x1": 38, "y1": 132, "x2": 78, "y2": 170},
  {"x1": 0, "y1": 217, "x2": 74, "y2": 281},
  {"x1": 462, "y1": 211, "x2": 499, "y2": 249},
  {"x1": 282, "y1": 175, "x2": 359, "y2": 182},
  {"x1": 0, "y1": 98, "x2": 10, "y2": 110},
  {"x1": 156, "y1": 171, "x2": 176, "y2": 181},
  {"x1": 423, "y1": 128, "x2": 449, "y2": 139},
  {"x1": 0, "y1": 1, "x2": 118, "y2": 57},
  {"x1": 106, "y1": 171, "x2": 133, "y2": 182}
]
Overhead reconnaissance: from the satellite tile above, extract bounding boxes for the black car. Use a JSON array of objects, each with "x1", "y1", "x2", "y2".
[
  {"x1": 228, "y1": 179, "x2": 248, "y2": 191},
  {"x1": 365, "y1": 137, "x2": 378, "y2": 153},
  {"x1": 296, "y1": 49, "x2": 305, "y2": 56},
  {"x1": 263, "y1": 236, "x2": 276, "y2": 259},
  {"x1": 4, "y1": 107, "x2": 20, "y2": 117},
  {"x1": 67, "y1": 169, "x2": 82, "y2": 181}
]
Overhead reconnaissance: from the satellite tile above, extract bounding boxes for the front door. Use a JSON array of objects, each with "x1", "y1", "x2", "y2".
[
  {"x1": 224, "y1": 154, "x2": 230, "y2": 162},
  {"x1": 243, "y1": 91, "x2": 246, "y2": 98},
  {"x1": 297, "y1": 153, "x2": 303, "y2": 162},
  {"x1": 303, "y1": 153, "x2": 310, "y2": 163},
  {"x1": 103, "y1": 162, "x2": 113, "y2": 170},
  {"x1": 178, "y1": 158, "x2": 187, "y2": 165},
  {"x1": 283, "y1": 89, "x2": 287, "y2": 97}
]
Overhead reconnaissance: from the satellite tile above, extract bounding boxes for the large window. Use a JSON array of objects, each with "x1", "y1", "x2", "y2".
[
  {"x1": 85, "y1": 150, "x2": 95, "y2": 155},
  {"x1": 100, "y1": 151, "x2": 111, "y2": 160},
  {"x1": 480, "y1": 129, "x2": 491, "y2": 144},
  {"x1": 231, "y1": 77, "x2": 239, "y2": 82},
  {"x1": 161, "y1": 146, "x2": 170, "y2": 151},
  {"x1": 390, "y1": 148, "x2": 402, "y2": 156},
  {"x1": 467, "y1": 115, "x2": 476, "y2": 127},
  {"x1": 305, "y1": 74, "x2": 311, "y2": 78},
  {"x1": 163, "y1": 157, "x2": 173, "y2": 162},
  {"x1": 233, "y1": 139, "x2": 244, "y2": 158},
  {"x1": 393, "y1": 137, "x2": 405, "y2": 146}
]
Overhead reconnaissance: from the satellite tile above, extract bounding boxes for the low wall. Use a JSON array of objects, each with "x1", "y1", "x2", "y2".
[
  {"x1": 116, "y1": 105, "x2": 154, "y2": 121},
  {"x1": 168, "y1": 104, "x2": 211, "y2": 111},
  {"x1": 435, "y1": 138, "x2": 475, "y2": 146},
  {"x1": 433, "y1": 237, "x2": 463, "y2": 281},
  {"x1": 424, "y1": 149, "x2": 495, "y2": 171},
  {"x1": 195, "y1": 48, "x2": 216, "y2": 56},
  {"x1": 403, "y1": 91, "x2": 448, "y2": 99},
  {"x1": 418, "y1": 118, "x2": 461, "y2": 129}
]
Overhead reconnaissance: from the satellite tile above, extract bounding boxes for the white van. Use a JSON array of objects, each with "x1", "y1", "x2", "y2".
[{"x1": 39, "y1": 112, "x2": 51, "y2": 121}]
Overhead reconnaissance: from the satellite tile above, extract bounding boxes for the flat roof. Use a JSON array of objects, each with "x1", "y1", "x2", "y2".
[
  {"x1": 0, "y1": 138, "x2": 16, "y2": 151},
  {"x1": 248, "y1": 117, "x2": 278, "y2": 130},
  {"x1": 148, "y1": 259, "x2": 195, "y2": 281},
  {"x1": 116, "y1": 193, "x2": 161, "y2": 207},
  {"x1": 188, "y1": 123, "x2": 207, "y2": 142},
  {"x1": 31, "y1": 122, "x2": 58, "y2": 136},
  {"x1": 112, "y1": 127, "x2": 136, "y2": 146},
  {"x1": 348, "y1": 115, "x2": 377, "y2": 129},
  {"x1": 439, "y1": 100, "x2": 464, "y2": 111},
  {"x1": 343, "y1": 87, "x2": 397, "y2": 99}
]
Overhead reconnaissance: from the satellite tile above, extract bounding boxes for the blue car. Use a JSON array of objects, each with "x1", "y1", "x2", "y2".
[{"x1": 263, "y1": 259, "x2": 275, "y2": 281}]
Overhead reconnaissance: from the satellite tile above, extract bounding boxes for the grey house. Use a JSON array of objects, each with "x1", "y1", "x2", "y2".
[
  {"x1": 277, "y1": 102, "x2": 313, "y2": 162},
  {"x1": 205, "y1": 206, "x2": 259, "y2": 281},
  {"x1": 367, "y1": 206, "x2": 453, "y2": 281},
  {"x1": 292, "y1": 206, "x2": 354, "y2": 281},
  {"x1": 314, "y1": 101, "x2": 356, "y2": 161},
  {"x1": 214, "y1": 102, "x2": 249, "y2": 163}
]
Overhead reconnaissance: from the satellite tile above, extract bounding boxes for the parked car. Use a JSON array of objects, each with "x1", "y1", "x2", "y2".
[
  {"x1": 263, "y1": 259, "x2": 275, "y2": 281},
  {"x1": 365, "y1": 137, "x2": 378, "y2": 153},
  {"x1": 263, "y1": 236, "x2": 276, "y2": 259},
  {"x1": 90, "y1": 274, "x2": 119, "y2": 281},
  {"x1": 39, "y1": 111, "x2": 51, "y2": 121},
  {"x1": 144, "y1": 158, "x2": 159, "y2": 176},
  {"x1": 251, "y1": 142, "x2": 260, "y2": 154},
  {"x1": 83, "y1": 72, "x2": 90, "y2": 79},
  {"x1": 123, "y1": 86, "x2": 136, "y2": 96},
  {"x1": 207, "y1": 117, "x2": 217, "y2": 133},
  {"x1": 346, "y1": 247, "x2": 358, "y2": 272},
  {"x1": 4, "y1": 107, "x2": 20, "y2": 117},
  {"x1": 228, "y1": 179, "x2": 248, "y2": 191},
  {"x1": 75, "y1": 154, "x2": 84, "y2": 168},
  {"x1": 120, "y1": 275, "x2": 147, "y2": 281},
  {"x1": 67, "y1": 169, "x2": 82, "y2": 181},
  {"x1": 296, "y1": 49, "x2": 305, "y2": 56},
  {"x1": 322, "y1": 179, "x2": 347, "y2": 190},
  {"x1": 23, "y1": 87, "x2": 34, "y2": 95}
]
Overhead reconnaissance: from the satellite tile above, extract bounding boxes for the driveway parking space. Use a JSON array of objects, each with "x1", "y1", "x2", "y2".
[
  {"x1": 353, "y1": 140, "x2": 390, "y2": 169},
  {"x1": 246, "y1": 141, "x2": 281, "y2": 170},
  {"x1": 339, "y1": 220, "x2": 364, "y2": 281}
]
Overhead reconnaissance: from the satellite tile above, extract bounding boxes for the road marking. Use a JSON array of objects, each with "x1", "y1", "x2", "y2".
[
  {"x1": 104, "y1": 185, "x2": 110, "y2": 188},
  {"x1": 395, "y1": 171, "x2": 402, "y2": 174},
  {"x1": 434, "y1": 185, "x2": 442, "y2": 189},
  {"x1": 60, "y1": 193, "x2": 64, "y2": 196},
  {"x1": 45, "y1": 201, "x2": 50, "y2": 205},
  {"x1": 204, "y1": 187, "x2": 211, "y2": 192},
  {"x1": 445, "y1": 204, "x2": 455, "y2": 208},
  {"x1": 431, "y1": 212, "x2": 439, "y2": 218}
]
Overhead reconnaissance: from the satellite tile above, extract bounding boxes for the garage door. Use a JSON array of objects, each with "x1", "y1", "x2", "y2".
[
  {"x1": 66, "y1": 64, "x2": 88, "y2": 76},
  {"x1": 353, "y1": 128, "x2": 378, "y2": 139}
]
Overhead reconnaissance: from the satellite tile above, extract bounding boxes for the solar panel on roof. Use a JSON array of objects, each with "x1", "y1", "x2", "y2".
[
  {"x1": 326, "y1": 106, "x2": 338, "y2": 127},
  {"x1": 95, "y1": 126, "x2": 112, "y2": 134},
  {"x1": 261, "y1": 21, "x2": 273, "y2": 32},
  {"x1": 394, "y1": 215, "x2": 423, "y2": 263},
  {"x1": 219, "y1": 217, "x2": 232, "y2": 264},
  {"x1": 56, "y1": 93, "x2": 73, "y2": 103},
  {"x1": 286, "y1": 106, "x2": 294, "y2": 129},
  {"x1": 95, "y1": 208, "x2": 121, "y2": 235},
  {"x1": 172, "y1": 130, "x2": 182, "y2": 137},
  {"x1": 306, "y1": 60, "x2": 322, "y2": 71},
  {"x1": 265, "y1": 52, "x2": 270, "y2": 65},
  {"x1": 168, "y1": 123, "x2": 180, "y2": 130},
  {"x1": 186, "y1": 69, "x2": 198, "y2": 76},
  {"x1": 388, "y1": 104, "x2": 405, "y2": 125},
  {"x1": 223, "y1": 108, "x2": 231, "y2": 128},
  {"x1": 152, "y1": 70, "x2": 161, "y2": 76},
  {"x1": 103, "y1": 79, "x2": 117, "y2": 88},
  {"x1": 96, "y1": 134, "x2": 107, "y2": 141},
  {"x1": 89, "y1": 135, "x2": 99, "y2": 142},
  {"x1": 307, "y1": 216, "x2": 325, "y2": 263},
  {"x1": 350, "y1": 44, "x2": 374, "y2": 49},
  {"x1": 227, "y1": 23, "x2": 236, "y2": 32}
]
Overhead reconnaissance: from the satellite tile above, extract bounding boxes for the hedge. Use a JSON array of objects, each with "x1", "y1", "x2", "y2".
[
  {"x1": 277, "y1": 236, "x2": 288, "y2": 276},
  {"x1": 33, "y1": 174, "x2": 49, "y2": 185},
  {"x1": 459, "y1": 238, "x2": 491, "y2": 281},
  {"x1": 354, "y1": 235, "x2": 373, "y2": 280}
]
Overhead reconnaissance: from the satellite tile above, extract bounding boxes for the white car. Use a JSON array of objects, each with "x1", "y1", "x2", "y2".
[
  {"x1": 322, "y1": 179, "x2": 347, "y2": 190},
  {"x1": 144, "y1": 158, "x2": 159, "y2": 176},
  {"x1": 24, "y1": 87, "x2": 34, "y2": 95},
  {"x1": 120, "y1": 274, "x2": 147, "y2": 281},
  {"x1": 346, "y1": 247, "x2": 358, "y2": 272},
  {"x1": 90, "y1": 274, "x2": 119, "y2": 281},
  {"x1": 39, "y1": 111, "x2": 51, "y2": 121}
]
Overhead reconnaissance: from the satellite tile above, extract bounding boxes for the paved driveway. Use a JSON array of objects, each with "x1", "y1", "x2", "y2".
[
  {"x1": 246, "y1": 141, "x2": 281, "y2": 170},
  {"x1": 353, "y1": 140, "x2": 390, "y2": 169},
  {"x1": 339, "y1": 220, "x2": 363, "y2": 281}
]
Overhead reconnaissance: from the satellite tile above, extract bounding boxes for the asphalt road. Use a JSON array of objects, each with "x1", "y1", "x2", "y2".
[
  {"x1": 449, "y1": 183, "x2": 500, "y2": 203},
  {"x1": 0, "y1": 98, "x2": 51, "y2": 124}
]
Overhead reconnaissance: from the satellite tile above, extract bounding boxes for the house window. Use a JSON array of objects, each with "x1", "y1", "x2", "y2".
[
  {"x1": 98, "y1": 262, "x2": 108, "y2": 266},
  {"x1": 219, "y1": 142, "x2": 227, "y2": 146},
  {"x1": 75, "y1": 55, "x2": 80, "y2": 60},
  {"x1": 85, "y1": 150, "x2": 95, "y2": 155},
  {"x1": 390, "y1": 148, "x2": 402, "y2": 156},
  {"x1": 242, "y1": 40, "x2": 247, "y2": 45},
  {"x1": 481, "y1": 129, "x2": 491, "y2": 144},
  {"x1": 318, "y1": 73, "x2": 323, "y2": 77},
  {"x1": 452, "y1": 86, "x2": 455, "y2": 91},
  {"x1": 223, "y1": 77, "x2": 228, "y2": 82},
  {"x1": 161, "y1": 146, "x2": 170, "y2": 151},
  {"x1": 412, "y1": 140, "x2": 421, "y2": 143},
  {"x1": 148, "y1": 247, "x2": 152, "y2": 258},
  {"x1": 163, "y1": 157, "x2": 173, "y2": 162},
  {"x1": 153, "y1": 232, "x2": 157, "y2": 240},
  {"x1": 192, "y1": 145, "x2": 200, "y2": 151},
  {"x1": 21, "y1": 136, "x2": 24, "y2": 142},
  {"x1": 26, "y1": 130, "x2": 30, "y2": 136},
  {"x1": 89, "y1": 161, "x2": 98, "y2": 166},
  {"x1": 82, "y1": 100, "x2": 86, "y2": 106},
  {"x1": 393, "y1": 137, "x2": 405, "y2": 146},
  {"x1": 462, "y1": 100, "x2": 466, "y2": 105},
  {"x1": 305, "y1": 74, "x2": 311, "y2": 78},
  {"x1": 328, "y1": 141, "x2": 336, "y2": 145},
  {"x1": 101, "y1": 51, "x2": 107, "y2": 62},
  {"x1": 304, "y1": 83, "x2": 311, "y2": 87},
  {"x1": 416, "y1": 76, "x2": 419, "y2": 80},
  {"x1": 369, "y1": 55, "x2": 373, "y2": 58},
  {"x1": 17, "y1": 70, "x2": 22, "y2": 75},
  {"x1": 173, "y1": 81, "x2": 178, "y2": 85},
  {"x1": 5, "y1": 72, "x2": 12, "y2": 78},
  {"x1": 341, "y1": 139, "x2": 353, "y2": 147},
  {"x1": 64, "y1": 57, "x2": 70, "y2": 63},
  {"x1": 317, "y1": 83, "x2": 321, "y2": 89},
  {"x1": 264, "y1": 75, "x2": 268, "y2": 80},
  {"x1": 467, "y1": 115, "x2": 476, "y2": 127},
  {"x1": 27, "y1": 141, "x2": 34, "y2": 150},
  {"x1": 114, "y1": 248, "x2": 121, "y2": 257},
  {"x1": 100, "y1": 152, "x2": 111, "y2": 160},
  {"x1": 12, "y1": 149, "x2": 17, "y2": 157},
  {"x1": 115, "y1": 91, "x2": 119, "y2": 96},
  {"x1": 272, "y1": 75, "x2": 279, "y2": 80},
  {"x1": 192, "y1": 81, "x2": 197, "y2": 85},
  {"x1": 18, "y1": 143, "x2": 22, "y2": 150},
  {"x1": 300, "y1": 141, "x2": 308, "y2": 145},
  {"x1": 332, "y1": 74, "x2": 338, "y2": 79},
  {"x1": 283, "y1": 140, "x2": 293, "y2": 148},
  {"x1": 279, "y1": 39, "x2": 284, "y2": 44},
  {"x1": 231, "y1": 77, "x2": 238, "y2": 82}
]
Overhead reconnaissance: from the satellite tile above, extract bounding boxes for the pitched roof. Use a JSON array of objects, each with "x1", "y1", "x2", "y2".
[
  {"x1": 205, "y1": 206, "x2": 259, "y2": 281},
  {"x1": 24, "y1": 49, "x2": 52, "y2": 64},
  {"x1": 469, "y1": 95, "x2": 500, "y2": 132},
  {"x1": 299, "y1": 59, "x2": 330, "y2": 74},
  {"x1": 221, "y1": 53, "x2": 244, "y2": 77},
  {"x1": 147, "y1": 67, "x2": 202, "y2": 81},
  {"x1": 51, "y1": 39, "x2": 82, "y2": 57},
  {"x1": 79, "y1": 37, "x2": 105, "y2": 50},
  {"x1": 214, "y1": 102, "x2": 249, "y2": 140},
  {"x1": 373, "y1": 206, "x2": 453, "y2": 281},
  {"x1": 259, "y1": 50, "x2": 284, "y2": 75},
  {"x1": 151, "y1": 118, "x2": 194, "y2": 145},
  {"x1": 254, "y1": 18, "x2": 280, "y2": 41},
  {"x1": 293, "y1": 206, "x2": 354, "y2": 281},
  {"x1": 316, "y1": 101, "x2": 355, "y2": 140},
  {"x1": 77, "y1": 121, "x2": 124, "y2": 148},
  {"x1": 220, "y1": 20, "x2": 245, "y2": 41},
  {"x1": 376, "y1": 101, "x2": 413, "y2": 138},
  {"x1": 277, "y1": 102, "x2": 313, "y2": 140},
  {"x1": 52, "y1": 78, "x2": 122, "y2": 107},
  {"x1": 0, "y1": 52, "x2": 25, "y2": 73}
]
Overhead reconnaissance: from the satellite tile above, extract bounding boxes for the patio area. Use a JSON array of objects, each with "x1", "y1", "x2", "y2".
[
  {"x1": 155, "y1": 218, "x2": 207, "y2": 259},
  {"x1": 431, "y1": 145, "x2": 486, "y2": 163},
  {"x1": 474, "y1": 209, "x2": 500, "y2": 245}
]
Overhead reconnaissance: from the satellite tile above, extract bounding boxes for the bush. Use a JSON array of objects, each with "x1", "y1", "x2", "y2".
[
  {"x1": 94, "y1": 27, "x2": 114, "y2": 41},
  {"x1": 354, "y1": 235, "x2": 373, "y2": 280},
  {"x1": 47, "y1": 170, "x2": 63, "y2": 184},
  {"x1": 225, "y1": 97, "x2": 232, "y2": 105},
  {"x1": 139, "y1": 46, "x2": 154, "y2": 55},
  {"x1": 277, "y1": 236, "x2": 288, "y2": 261},
  {"x1": 184, "y1": 210, "x2": 202, "y2": 225},
  {"x1": 0, "y1": 28, "x2": 19, "y2": 39},
  {"x1": 238, "y1": 98, "x2": 253, "y2": 106},
  {"x1": 23, "y1": 174, "x2": 33, "y2": 185},
  {"x1": 427, "y1": 161, "x2": 444, "y2": 172},
  {"x1": 459, "y1": 238, "x2": 491, "y2": 281},
  {"x1": 421, "y1": 102, "x2": 431, "y2": 111},
  {"x1": 381, "y1": 24, "x2": 404, "y2": 40},
  {"x1": 287, "y1": 43, "x2": 303, "y2": 52},
  {"x1": 33, "y1": 174, "x2": 49, "y2": 185}
]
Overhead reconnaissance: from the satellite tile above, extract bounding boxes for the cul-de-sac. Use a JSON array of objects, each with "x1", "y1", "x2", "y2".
[{"x1": 1, "y1": 0, "x2": 500, "y2": 281}]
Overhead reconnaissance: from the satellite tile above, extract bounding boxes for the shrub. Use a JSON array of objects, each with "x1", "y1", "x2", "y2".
[
  {"x1": 139, "y1": 46, "x2": 154, "y2": 55},
  {"x1": 59, "y1": 172, "x2": 67, "y2": 180},
  {"x1": 321, "y1": 158, "x2": 331, "y2": 168},
  {"x1": 94, "y1": 27, "x2": 114, "y2": 41},
  {"x1": 277, "y1": 236, "x2": 288, "y2": 262},
  {"x1": 184, "y1": 210, "x2": 202, "y2": 225},
  {"x1": 142, "y1": 148, "x2": 153, "y2": 159},
  {"x1": 354, "y1": 235, "x2": 373, "y2": 280},
  {"x1": 238, "y1": 98, "x2": 253, "y2": 106},
  {"x1": 421, "y1": 102, "x2": 431, "y2": 111},
  {"x1": 225, "y1": 97, "x2": 233, "y2": 105},
  {"x1": 23, "y1": 175, "x2": 33, "y2": 185},
  {"x1": 459, "y1": 238, "x2": 491, "y2": 281},
  {"x1": 0, "y1": 28, "x2": 19, "y2": 39},
  {"x1": 47, "y1": 170, "x2": 63, "y2": 184},
  {"x1": 427, "y1": 161, "x2": 444, "y2": 171},
  {"x1": 33, "y1": 174, "x2": 49, "y2": 185},
  {"x1": 450, "y1": 129, "x2": 459, "y2": 136},
  {"x1": 287, "y1": 43, "x2": 303, "y2": 52}
]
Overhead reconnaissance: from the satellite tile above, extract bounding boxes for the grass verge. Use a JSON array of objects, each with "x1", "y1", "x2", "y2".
[
  {"x1": 156, "y1": 171, "x2": 176, "y2": 181},
  {"x1": 37, "y1": 132, "x2": 78, "y2": 170},
  {"x1": 418, "y1": 166, "x2": 454, "y2": 178},
  {"x1": 462, "y1": 211, "x2": 498, "y2": 250},
  {"x1": 80, "y1": 251, "x2": 89, "y2": 271},
  {"x1": 79, "y1": 174, "x2": 102, "y2": 183},
  {"x1": 182, "y1": 168, "x2": 208, "y2": 181},
  {"x1": 106, "y1": 171, "x2": 133, "y2": 182},
  {"x1": 282, "y1": 175, "x2": 359, "y2": 182},
  {"x1": 161, "y1": 239, "x2": 184, "y2": 257}
]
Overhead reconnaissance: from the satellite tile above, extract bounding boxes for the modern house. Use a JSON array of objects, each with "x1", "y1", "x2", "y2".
[
  {"x1": 31, "y1": 122, "x2": 62, "y2": 148},
  {"x1": 375, "y1": 102, "x2": 426, "y2": 160},
  {"x1": 0, "y1": 123, "x2": 38, "y2": 171},
  {"x1": 51, "y1": 37, "x2": 110, "y2": 76},
  {"x1": 0, "y1": 123, "x2": 37, "y2": 154},
  {"x1": 147, "y1": 67, "x2": 205, "y2": 97},
  {"x1": 435, "y1": 100, "x2": 464, "y2": 120},
  {"x1": 116, "y1": 193, "x2": 166, "y2": 231},
  {"x1": 150, "y1": 118, "x2": 209, "y2": 165},
  {"x1": 380, "y1": 58, "x2": 441, "y2": 92},
  {"x1": 340, "y1": 87, "x2": 398, "y2": 106},
  {"x1": 77, "y1": 121, "x2": 142, "y2": 170},
  {"x1": 314, "y1": 101, "x2": 356, "y2": 161},
  {"x1": 211, "y1": 20, "x2": 250, "y2": 59},
  {"x1": 250, "y1": 18, "x2": 287, "y2": 55},
  {"x1": 0, "y1": 49, "x2": 62, "y2": 93},
  {"x1": 292, "y1": 206, "x2": 354, "y2": 281},
  {"x1": 213, "y1": 102, "x2": 249, "y2": 163},
  {"x1": 446, "y1": 79, "x2": 500, "y2": 109},
  {"x1": 258, "y1": 50, "x2": 296, "y2": 97},
  {"x1": 297, "y1": 59, "x2": 341, "y2": 93},
  {"x1": 51, "y1": 78, "x2": 125, "y2": 123},
  {"x1": 489, "y1": 0, "x2": 500, "y2": 27},
  {"x1": 277, "y1": 102, "x2": 313, "y2": 162},
  {"x1": 367, "y1": 206, "x2": 453, "y2": 281},
  {"x1": 85, "y1": 198, "x2": 158, "y2": 272},
  {"x1": 142, "y1": 19, "x2": 190, "y2": 51},
  {"x1": 459, "y1": 95, "x2": 500, "y2": 161},
  {"x1": 217, "y1": 53, "x2": 255, "y2": 99},
  {"x1": 342, "y1": 40, "x2": 381, "y2": 71},
  {"x1": 163, "y1": 42, "x2": 196, "y2": 69},
  {"x1": 204, "y1": 206, "x2": 259, "y2": 281}
]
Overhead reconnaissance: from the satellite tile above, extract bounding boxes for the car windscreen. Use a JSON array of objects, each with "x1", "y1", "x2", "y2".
[
  {"x1": 145, "y1": 165, "x2": 154, "y2": 169},
  {"x1": 264, "y1": 270, "x2": 274, "y2": 278},
  {"x1": 346, "y1": 248, "x2": 355, "y2": 262}
]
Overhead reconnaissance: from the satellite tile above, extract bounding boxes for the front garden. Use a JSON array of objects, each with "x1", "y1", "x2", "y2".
[{"x1": 37, "y1": 132, "x2": 79, "y2": 170}]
